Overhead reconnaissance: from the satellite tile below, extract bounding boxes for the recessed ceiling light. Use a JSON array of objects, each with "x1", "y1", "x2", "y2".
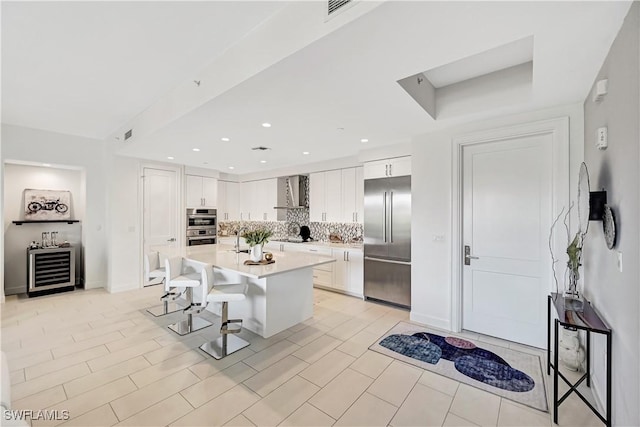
[
  {"x1": 228, "y1": 166, "x2": 235, "y2": 170},
  {"x1": 260, "y1": 160, "x2": 267, "y2": 164},
  {"x1": 303, "y1": 151, "x2": 310, "y2": 155},
  {"x1": 192, "y1": 148, "x2": 200, "y2": 152},
  {"x1": 221, "y1": 137, "x2": 230, "y2": 142},
  {"x1": 42, "y1": 163, "x2": 51, "y2": 167},
  {"x1": 360, "y1": 138, "x2": 369, "y2": 143},
  {"x1": 167, "y1": 156, "x2": 174, "y2": 160},
  {"x1": 262, "y1": 123, "x2": 272, "y2": 128}
]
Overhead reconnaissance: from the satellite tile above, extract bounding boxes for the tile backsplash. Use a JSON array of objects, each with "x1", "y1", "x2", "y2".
[{"x1": 219, "y1": 209, "x2": 363, "y2": 243}]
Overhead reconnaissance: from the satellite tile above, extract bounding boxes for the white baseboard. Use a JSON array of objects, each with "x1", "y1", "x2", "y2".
[
  {"x1": 107, "y1": 283, "x2": 138, "y2": 294},
  {"x1": 409, "y1": 311, "x2": 451, "y2": 331},
  {"x1": 84, "y1": 281, "x2": 106, "y2": 290}
]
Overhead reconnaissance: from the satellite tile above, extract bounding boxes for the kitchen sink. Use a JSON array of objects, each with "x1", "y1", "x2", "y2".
[{"x1": 227, "y1": 249, "x2": 251, "y2": 253}]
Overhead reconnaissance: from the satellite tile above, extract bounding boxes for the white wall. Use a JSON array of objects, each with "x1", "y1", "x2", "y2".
[
  {"x1": 583, "y1": 3, "x2": 639, "y2": 425},
  {"x1": 105, "y1": 154, "x2": 142, "y2": 293},
  {"x1": 2, "y1": 124, "x2": 108, "y2": 289},
  {"x1": 3, "y1": 164, "x2": 85, "y2": 293},
  {"x1": 410, "y1": 103, "x2": 584, "y2": 329}
]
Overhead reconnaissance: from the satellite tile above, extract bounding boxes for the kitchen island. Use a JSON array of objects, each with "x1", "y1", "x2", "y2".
[{"x1": 152, "y1": 244, "x2": 335, "y2": 338}]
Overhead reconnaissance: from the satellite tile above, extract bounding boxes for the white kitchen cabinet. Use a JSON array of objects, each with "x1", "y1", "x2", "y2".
[
  {"x1": 217, "y1": 181, "x2": 240, "y2": 221},
  {"x1": 341, "y1": 167, "x2": 364, "y2": 223},
  {"x1": 303, "y1": 246, "x2": 334, "y2": 288},
  {"x1": 186, "y1": 175, "x2": 218, "y2": 208},
  {"x1": 363, "y1": 156, "x2": 411, "y2": 179},
  {"x1": 239, "y1": 182, "x2": 251, "y2": 221},
  {"x1": 238, "y1": 179, "x2": 277, "y2": 221},
  {"x1": 332, "y1": 248, "x2": 363, "y2": 297},
  {"x1": 256, "y1": 178, "x2": 278, "y2": 221},
  {"x1": 309, "y1": 170, "x2": 342, "y2": 222}
]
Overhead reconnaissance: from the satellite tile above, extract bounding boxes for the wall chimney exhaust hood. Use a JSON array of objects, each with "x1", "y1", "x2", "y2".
[{"x1": 274, "y1": 175, "x2": 308, "y2": 212}]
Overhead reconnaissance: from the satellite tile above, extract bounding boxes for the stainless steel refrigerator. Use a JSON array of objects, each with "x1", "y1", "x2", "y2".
[{"x1": 364, "y1": 175, "x2": 411, "y2": 308}]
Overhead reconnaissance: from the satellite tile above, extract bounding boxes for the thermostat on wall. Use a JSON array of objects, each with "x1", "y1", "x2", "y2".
[{"x1": 596, "y1": 127, "x2": 608, "y2": 150}]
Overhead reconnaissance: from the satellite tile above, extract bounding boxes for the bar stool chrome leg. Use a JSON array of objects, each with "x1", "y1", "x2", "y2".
[
  {"x1": 168, "y1": 287, "x2": 212, "y2": 335},
  {"x1": 200, "y1": 301, "x2": 250, "y2": 360}
]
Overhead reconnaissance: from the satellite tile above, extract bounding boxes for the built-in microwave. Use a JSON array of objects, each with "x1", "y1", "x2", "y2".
[{"x1": 187, "y1": 208, "x2": 217, "y2": 229}]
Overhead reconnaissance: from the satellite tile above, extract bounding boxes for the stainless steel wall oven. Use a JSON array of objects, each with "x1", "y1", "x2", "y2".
[{"x1": 186, "y1": 208, "x2": 217, "y2": 246}]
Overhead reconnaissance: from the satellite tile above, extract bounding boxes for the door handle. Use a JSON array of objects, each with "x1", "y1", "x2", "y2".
[
  {"x1": 389, "y1": 191, "x2": 393, "y2": 243},
  {"x1": 385, "y1": 164, "x2": 389, "y2": 176},
  {"x1": 167, "y1": 238, "x2": 176, "y2": 242},
  {"x1": 346, "y1": 251, "x2": 350, "y2": 261},
  {"x1": 388, "y1": 163, "x2": 392, "y2": 176},
  {"x1": 464, "y1": 245, "x2": 479, "y2": 265},
  {"x1": 383, "y1": 192, "x2": 387, "y2": 242}
]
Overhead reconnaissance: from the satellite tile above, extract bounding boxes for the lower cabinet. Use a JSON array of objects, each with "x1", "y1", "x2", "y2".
[
  {"x1": 332, "y1": 248, "x2": 363, "y2": 297},
  {"x1": 229, "y1": 240, "x2": 364, "y2": 297}
]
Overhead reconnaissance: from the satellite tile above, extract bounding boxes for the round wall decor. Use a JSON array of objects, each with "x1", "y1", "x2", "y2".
[{"x1": 602, "y1": 204, "x2": 617, "y2": 249}]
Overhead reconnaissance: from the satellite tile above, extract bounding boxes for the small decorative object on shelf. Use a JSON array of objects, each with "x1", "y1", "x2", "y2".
[{"x1": 24, "y1": 189, "x2": 72, "y2": 221}]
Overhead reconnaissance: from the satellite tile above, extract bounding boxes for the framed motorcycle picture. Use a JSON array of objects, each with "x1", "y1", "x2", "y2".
[{"x1": 24, "y1": 189, "x2": 72, "y2": 220}]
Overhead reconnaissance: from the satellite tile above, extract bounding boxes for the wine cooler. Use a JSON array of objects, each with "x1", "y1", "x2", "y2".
[{"x1": 28, "y1": 247, "x2": 76, "y2": 295}]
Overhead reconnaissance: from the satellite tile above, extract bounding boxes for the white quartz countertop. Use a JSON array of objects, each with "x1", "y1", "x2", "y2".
[
  {"x1": 218, "y1": 236, "x2": 363, "y2": 250},
  {"x1": 276, "y1": 241, "x2": 363, "y2": 250},
  {"x1": 152, "y1": 244, "x2": 335, "y2": 279}
]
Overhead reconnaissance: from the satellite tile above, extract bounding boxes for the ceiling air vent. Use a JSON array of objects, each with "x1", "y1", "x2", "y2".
[
  {"x1": 327, "y1": 0, "x2": 352, "y2": 16},
  {"x1": 251, "y1": 146, "x2": 271, "y2": 151},
  {"x1": 124, "y1": 129, "x2": 133, "y2": 140}
]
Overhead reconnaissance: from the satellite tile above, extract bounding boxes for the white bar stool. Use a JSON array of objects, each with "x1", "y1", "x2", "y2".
[
  {"x1": 146, "y1": 252, "x2": 184, "y2": 317},
  {"x1": 165, "y1": 257, "x2": 212, "y2": 335},
  {"x1": 198, "y1": 269, "x2": 250, "y2": 359}
]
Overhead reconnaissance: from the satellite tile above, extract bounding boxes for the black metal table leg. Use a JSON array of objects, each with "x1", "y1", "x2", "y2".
[
  {"x1": 547, "y1": 296, "x2": 551, "y2": 375},
  {"x1": 586, "y1": 330, "x2": 591, "y2": 387},
  {"x1": 554, "y1": 319, "x2": 559, "y2": 424},
  {"x1": 606, "y1": 332, "x2": 612, "y2": 427}
]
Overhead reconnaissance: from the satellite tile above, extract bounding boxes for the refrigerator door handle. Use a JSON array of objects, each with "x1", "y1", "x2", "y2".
[
  {"x1": 383, "y1": 192, "x2": 388, "y2": 242},
  {"x1": 389, "y1": 191, "x2": 393, "y2": 243},
  {"x1": 364, "y1": 256, "x2": 411, "y2": 266}
]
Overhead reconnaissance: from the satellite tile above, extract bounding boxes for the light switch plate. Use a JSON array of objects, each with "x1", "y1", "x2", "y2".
[
  {"x1": 596, "y1": 127, "x2": 608, "y2": 150},
  {"x1": 617, "y1": 251, "x2": 623, "y2": 272}
]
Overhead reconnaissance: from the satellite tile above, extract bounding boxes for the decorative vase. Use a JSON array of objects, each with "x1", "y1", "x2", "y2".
[
  {"x1": 559, "y1": 329, "x2": 585, "y2": 371},
  {"x1": 250, "y1": 244, "x2": 263, "y2": 262}
]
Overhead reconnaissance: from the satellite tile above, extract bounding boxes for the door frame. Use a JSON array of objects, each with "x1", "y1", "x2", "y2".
[
  {"x1": 450, "y1": 117, "x2": 570, "y2": 333},
  {"x1": 139, "y1": 162, "x2": 183, "y2": 288}
]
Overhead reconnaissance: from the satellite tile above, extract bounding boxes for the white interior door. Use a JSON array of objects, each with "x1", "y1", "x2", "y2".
[
  {"x1": 143, "y1": 167, "x2": 179, "y2": 254},
  {"x1": 462, "y1": 134, "x2": 553, "y2": 348}
]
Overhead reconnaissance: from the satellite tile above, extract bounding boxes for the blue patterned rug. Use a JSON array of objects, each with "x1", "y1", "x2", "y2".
[{"x1": 370, "y1": 322, "x2": 548, "y2": 412}]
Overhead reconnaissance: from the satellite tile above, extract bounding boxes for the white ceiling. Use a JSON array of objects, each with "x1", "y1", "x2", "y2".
[
  {"x1": 1, "y1": 1, "x2": 285, "y2": 139},
  {"x1": 2, "y1": 1, "x2": 632, "y2": 175}
]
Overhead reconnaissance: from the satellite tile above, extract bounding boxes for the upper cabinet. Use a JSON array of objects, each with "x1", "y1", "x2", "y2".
[
  {"x1": 186, "y1": 175, "x2": 218, "y2": 208},
  {"x1": 311, "y1": 167, "x2": 364, "y2": 223},
  {"x1": 218, "y1": 181, "x2": 240, "y2": 221},
  {"x1": 341, "y1": 167, "x2": 364, "y2": 223},
  {"x1": 363, "y1": 156, "x2": 411, "y2": 179},
  {"x1": 255, "y1": 179, "x2": 278, "y2": 221},
  {"x1": 310, "y1": 170, "x2": 342, "y2": 222},
  {"x1": 238, "y1": 179, "x2": 278, "y2": 221}
]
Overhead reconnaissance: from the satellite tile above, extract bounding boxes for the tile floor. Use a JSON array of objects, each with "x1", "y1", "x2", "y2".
[{"x1": 1, "y1": 286, "x2": 603, "y2": 426}]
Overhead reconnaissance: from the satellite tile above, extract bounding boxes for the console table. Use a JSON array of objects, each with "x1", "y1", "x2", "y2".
[{"x1": 547, "y1": 293, "x2": 611, "y2": 427}]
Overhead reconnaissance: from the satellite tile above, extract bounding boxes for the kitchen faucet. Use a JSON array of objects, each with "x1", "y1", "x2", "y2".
[{"x1": 235, "y1": 227, "x2": 247, "y2": 253}]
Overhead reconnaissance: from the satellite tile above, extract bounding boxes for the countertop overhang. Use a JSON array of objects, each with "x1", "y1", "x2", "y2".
[{"x1": 152, "y1": 244, "x2": 335, "y2": 279}]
